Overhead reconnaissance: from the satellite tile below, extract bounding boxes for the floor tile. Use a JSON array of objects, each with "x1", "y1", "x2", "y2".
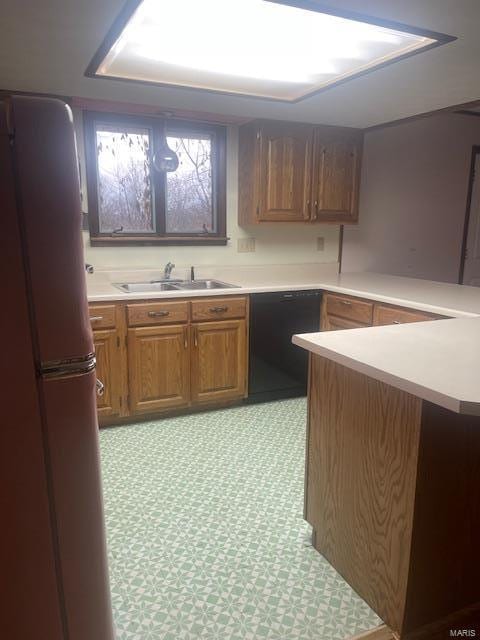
[{"x1": 99, "y1": 399, "x2": 381, "y2": 639}]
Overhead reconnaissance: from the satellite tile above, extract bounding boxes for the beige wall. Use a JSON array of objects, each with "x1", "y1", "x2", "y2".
[
  {"x1": 74, "y1": 110, "x2": 340, "y2": 270},
  {"x1": 342, "y1": 113, "x2": 480, "y2": 283}
]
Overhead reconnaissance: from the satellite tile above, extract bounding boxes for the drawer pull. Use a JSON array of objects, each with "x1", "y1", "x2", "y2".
[
  {"x1": 90, "y1": 316, "x2": 103, "y2": 322},
  {"x1": 148, "y1": 310, "x2": 170, "y2": 318},
  {"x1": 209, "y1": 306, "x2": 228, "y2": 313},
  {"x1": 393, "y1": 320, "x2": 401, "y2": 324},
  {"x1": 340, "y1": 300, "x2": 352, "y2": 306}
]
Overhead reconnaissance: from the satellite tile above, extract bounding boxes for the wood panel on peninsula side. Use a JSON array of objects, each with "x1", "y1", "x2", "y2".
[{"x1": 305, "y1": 354, "x2": 480, "y2": 639}]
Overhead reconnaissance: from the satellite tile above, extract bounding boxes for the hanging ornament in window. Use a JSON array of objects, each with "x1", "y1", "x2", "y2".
[{"x1": 152, "y1": 119, "x2": 179, "y2": 172}]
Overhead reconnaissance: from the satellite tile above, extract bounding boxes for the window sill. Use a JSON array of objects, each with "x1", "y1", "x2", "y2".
[{"x1": 89, "y1": 235, "x2": 229, "y2": 247}]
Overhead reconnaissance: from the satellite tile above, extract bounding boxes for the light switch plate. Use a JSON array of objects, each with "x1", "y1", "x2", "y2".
[{"x1": 238, "y1": 237, "x2": 256, "y2": 253}]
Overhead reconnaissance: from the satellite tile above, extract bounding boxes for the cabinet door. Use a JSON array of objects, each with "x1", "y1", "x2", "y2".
[
  {"x1": 191, "y1": 320, "x2": 247, "y2": 404},
  {"x1": 128, "y1": 325, "x2": 190, "y2": 414},
  {"x1": 313, "y1": 129, "x2": 362, "y2": 222},
  {"x1": 257, "y1": 122, "x2": 314, "y2": 221},
  {"x1": 93, "y1": 329, "x2": 123, "y2": 419}
]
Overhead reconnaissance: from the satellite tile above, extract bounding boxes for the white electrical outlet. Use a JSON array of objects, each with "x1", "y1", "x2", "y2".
[
  {"x1": 238, "y1": 237, "x2": 256, "y2": 253},
  {"x1": 316, "y1": 237, "x2": 325, "y2": 251}
]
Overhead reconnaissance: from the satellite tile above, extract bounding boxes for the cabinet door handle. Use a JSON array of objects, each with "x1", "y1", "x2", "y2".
[
  {"x1": 305, "y1": 199, "x2": 311, "y2": 220},
  {"x1": 194, "y1": 327, "x2": 198, "y2": 347},
  {"x1": 311, "y1": 201, "x2": 318, "y2": 221},
  {"x1": 96, "y1": 379, "x2": 105, "y2": 396},
  {"x1": 90, "y1": 316, "x2": 103, "y2": 322},
  {"x1": 209, "y1": 306, "x2": 228, "y2": 313},
  {"x1": 148, "y1": 310, "x2": 170, "y2": 318},
  {"x1": 183, "y1": 326, "x2": 188, "y2": 349}
]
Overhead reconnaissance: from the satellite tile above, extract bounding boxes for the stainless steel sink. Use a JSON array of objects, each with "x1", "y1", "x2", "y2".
[
  {"x1": 114, "y1": 282, "x2": 180, "y2": 293},
  {"x1": 114, "y1": 279, "x2": 239, "y2": 293},
  {"x1": 173, "y1": 279, "x2": 239, "y2": 290}
]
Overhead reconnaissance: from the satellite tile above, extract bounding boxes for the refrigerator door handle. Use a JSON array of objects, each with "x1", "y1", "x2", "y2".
[
  {"x1": 96, "y1": 379, "x2": 104, "y2": 396},
  {"x1": 40, "y1": 353, "x2": 96, "y2": 378}
]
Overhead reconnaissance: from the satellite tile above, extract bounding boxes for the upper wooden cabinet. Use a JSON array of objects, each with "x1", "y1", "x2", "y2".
[
  {"x1": 238, "y1": 119, "x2": 363, "y2": 225},
  {"x1": 257, "y1": 121, "x2": 313, "y2": 222},
  {"x1": 312, "y1": 129, "x2": 363, "y2": 222}
]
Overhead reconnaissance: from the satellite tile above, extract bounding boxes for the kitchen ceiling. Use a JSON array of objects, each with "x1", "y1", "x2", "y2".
[{"x1": 1, "y1": 0, "x2": 479, "y2": 127}]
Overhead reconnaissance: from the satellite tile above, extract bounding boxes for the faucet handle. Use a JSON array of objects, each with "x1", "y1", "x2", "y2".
[{"x1": 164, "y1": 261, "x2": 175, "y2": 279}]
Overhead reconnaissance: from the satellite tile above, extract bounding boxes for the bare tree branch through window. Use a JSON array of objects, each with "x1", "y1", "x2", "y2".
[{"x1": 85, "y1": 112, "x2": 226, "y2": 244}]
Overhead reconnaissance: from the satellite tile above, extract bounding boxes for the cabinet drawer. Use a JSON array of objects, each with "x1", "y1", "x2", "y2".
[
  {"x1": 127, "y1": 301, "x2": 189, "y2": 327},
  {"x1": 89, "y1": 304, "x2": 117, "y2": 329},
  {"x1": 323, "y1": 315, "x2": 370, "y2": 331},
  {"x1": 325, "y1": 294, "x2": 373, "y2": 325},
  {"x1": 191, "y1": 297, "x2": 247, "y2": 321},
  {"x1": 373, "y1": 305, "x2": 438, "y2": 326}
]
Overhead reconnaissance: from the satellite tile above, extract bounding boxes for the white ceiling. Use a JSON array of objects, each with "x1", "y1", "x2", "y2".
[{"x1": 1, "y1": 0, "x2": 480, "y2": 128}]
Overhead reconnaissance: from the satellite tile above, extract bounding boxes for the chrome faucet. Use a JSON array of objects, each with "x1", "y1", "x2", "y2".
[{"x1": 163, "y1": 261, "x2": 175, "y2": 280}]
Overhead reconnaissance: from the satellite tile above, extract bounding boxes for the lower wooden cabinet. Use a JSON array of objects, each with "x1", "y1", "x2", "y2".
[
  {"x1": 90, "y1": 291, "x2": 445, "y2": 426},
  {"x1": 127, "y1": 325, "x2": 190, "y2": 415},
  {"x1": 191, "y1": 320, "x2": 247, "y2": 405},
  {"x1": 324, "y1": 293, "x2": 373, "y2": 326},
  {"x1": 373, "y1": 304, "x2": 442, "y2": 326},
  {"x1": 92, "y1": 330, "x2": 125, "y2": 421},
  {"x1": 87, "y1": 296, "x2": 250, "y2": 424},
  {"x1": 321, "y1": 293, "x2": 373, "y2": 331},
  {"x1": 323, "y1": 315, "x2": 368, "y2": 331},
  {"x1": 321, "y1": 292, "x2": 446, "y2": 332}
]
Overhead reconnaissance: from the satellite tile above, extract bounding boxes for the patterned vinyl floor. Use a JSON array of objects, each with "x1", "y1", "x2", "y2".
[{"x1": 99, "y1": 398, "x2": 381, "y2": 640}]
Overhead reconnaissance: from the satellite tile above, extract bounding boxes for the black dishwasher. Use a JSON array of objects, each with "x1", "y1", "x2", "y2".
[{"x1": 247, "y1": 290, "x2": 322, "y2": 403}]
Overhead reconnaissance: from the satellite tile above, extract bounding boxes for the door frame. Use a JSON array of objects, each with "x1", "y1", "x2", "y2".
[{"x1": 458, "y1": 145, "x2": 480, "y2": 284}]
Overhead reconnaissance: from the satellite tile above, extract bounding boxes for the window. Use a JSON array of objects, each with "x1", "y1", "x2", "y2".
[{"x1": 84, "y1": 112, "x2": 226, "y2": 245}]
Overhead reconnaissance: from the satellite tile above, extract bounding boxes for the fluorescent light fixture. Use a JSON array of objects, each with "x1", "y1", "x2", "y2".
[{"x1": 87, "y1": 0, "x2": 454, "y2": 102}]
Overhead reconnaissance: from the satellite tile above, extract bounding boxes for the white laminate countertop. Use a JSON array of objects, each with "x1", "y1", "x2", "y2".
[
  {"x1": 87, "y1": 266, "x2": 480, "y2": 318},
  {"x1": 87, "y1": 264, "x2": 480, "y2": 414},
  {"x1": 293, "y1": 318, "x2": 480, "y2": 416}
]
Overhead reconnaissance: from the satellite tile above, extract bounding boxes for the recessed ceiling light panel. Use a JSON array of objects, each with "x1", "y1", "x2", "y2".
[{"x1": 87, "y1": 0, "x2": 455, "y2": 102}]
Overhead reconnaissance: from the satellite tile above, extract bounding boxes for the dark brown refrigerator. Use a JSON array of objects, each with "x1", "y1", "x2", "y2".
[{"x1": 0, "y1": 95, "x2": 114, "y2": 640}]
